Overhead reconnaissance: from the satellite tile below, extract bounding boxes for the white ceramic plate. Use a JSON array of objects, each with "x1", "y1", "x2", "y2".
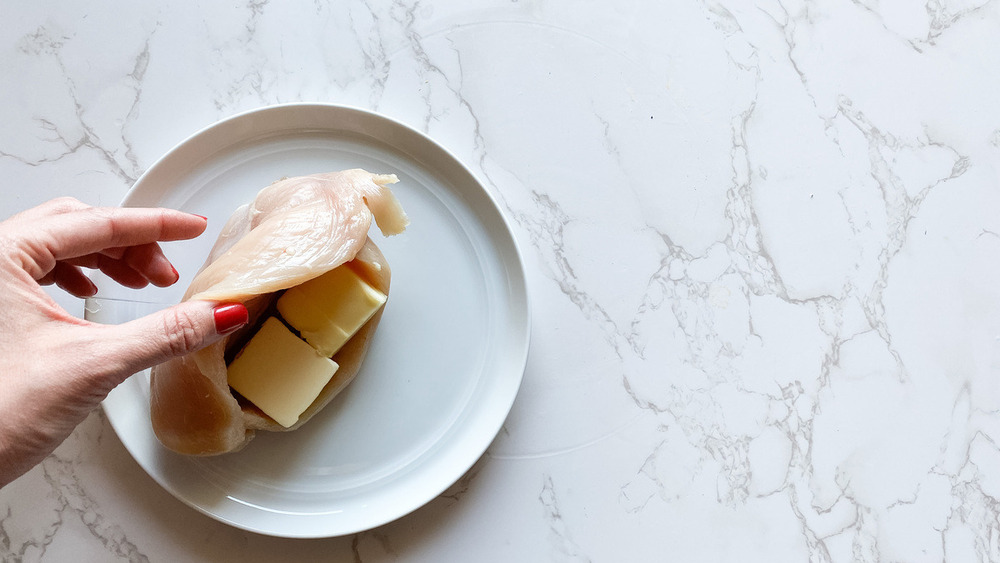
[{"x1": 87, "y1": 104, "x2": 529, "y2": 538}]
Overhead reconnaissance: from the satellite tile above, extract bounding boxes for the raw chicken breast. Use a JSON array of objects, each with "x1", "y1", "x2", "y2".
[
  {"x1": 187, "y1": 169, "x2": 407, "y2": 302},
  {"x1": 150, "y1": 169, "x2": 407, "y2": 456}
]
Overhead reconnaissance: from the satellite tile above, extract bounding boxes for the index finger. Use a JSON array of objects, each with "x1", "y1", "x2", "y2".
[{"x1": 13, "y1": 207, "x2": 207, "y2": 277}]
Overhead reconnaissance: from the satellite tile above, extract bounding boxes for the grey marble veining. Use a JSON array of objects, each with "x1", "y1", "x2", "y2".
[{"x1": 1, "y1": 0, "x2": 999, "y2": 560}]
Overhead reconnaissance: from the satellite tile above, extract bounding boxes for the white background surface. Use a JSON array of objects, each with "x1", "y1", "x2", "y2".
[{"x1": 1, "y1": 1, "x2": 1000, "y2": 561}]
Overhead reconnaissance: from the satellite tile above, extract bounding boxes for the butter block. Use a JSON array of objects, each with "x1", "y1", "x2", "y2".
[
  {"x1": 227, "y1": 317, "x2": 339, "y2": 428},
  {"x1": 277, "y1": 265, "x2": 387, "y2": 357}
]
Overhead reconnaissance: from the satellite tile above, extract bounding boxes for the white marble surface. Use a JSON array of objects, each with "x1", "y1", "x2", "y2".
[{"x1": 1, "y1": 0, "x2": 1000, "y2": 560}]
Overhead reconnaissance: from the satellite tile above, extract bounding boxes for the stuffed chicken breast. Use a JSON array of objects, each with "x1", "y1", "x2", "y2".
[{"x1": 150, "y1": 169, "x2": 408, "y2": 455}]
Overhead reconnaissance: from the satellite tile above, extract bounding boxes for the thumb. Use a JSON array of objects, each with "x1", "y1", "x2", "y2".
[{"x1": 104, "y1": 300, "x2": 248, "y2": 378}]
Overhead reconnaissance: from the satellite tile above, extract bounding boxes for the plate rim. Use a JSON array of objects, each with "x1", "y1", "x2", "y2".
[{"x1": 100, "y1": 102, "x2": 531, "y2": 538}]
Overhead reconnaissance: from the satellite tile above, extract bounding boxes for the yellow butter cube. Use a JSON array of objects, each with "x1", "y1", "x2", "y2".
[
  {"x1": 277, "y1": 265, "x2": 387, "y2": 357},
  {"x1": 227, "y1": 317, "x2": 339, "y2": 428}
]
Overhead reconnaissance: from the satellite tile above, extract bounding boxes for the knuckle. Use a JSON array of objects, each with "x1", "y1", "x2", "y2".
[
  {"x1": 0, "y1": 234, "x2": 15, "y2": 258},
  {"x1": 161, "y1": 308, "x2": 203, "y2": 357},
  {"x1": 45, "y1": 196, "x2": 86, "y2": 214},
  {"x1": 90, "y1": 206, "x2": 119, "y2": 236}
]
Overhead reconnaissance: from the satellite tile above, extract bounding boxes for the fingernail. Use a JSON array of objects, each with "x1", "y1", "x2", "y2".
[
  {"x1": 84, "y1": 278, "x2": 98, "y2": 297},
  {"x1": 213, "y1": 303, "x2": 248, "y2": 335},
  {"x1": 149, "y1": 253, "x2": 180, "y2": 287},
  {"x1": 193, "y1": 214, "x2": 208, "y2": 221}
]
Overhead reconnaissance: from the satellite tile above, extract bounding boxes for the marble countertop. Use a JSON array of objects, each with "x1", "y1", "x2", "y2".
[{"x1": 2, "y1": 1, "x2": 999, "y2": 561}]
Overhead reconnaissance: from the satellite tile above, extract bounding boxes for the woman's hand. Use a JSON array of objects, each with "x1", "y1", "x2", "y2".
[{"x1": 0, "y1": 198, "x2": 247, "y2": 487}]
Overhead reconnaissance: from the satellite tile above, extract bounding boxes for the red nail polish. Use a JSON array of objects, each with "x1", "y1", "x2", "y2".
[
  {"x1": 214, "y1": 303, "x2": 248, "y2": 335},
  {"x1": 193, "y1": 214, "x2": 208, "y2": 221},
  {"x1": 170, "y1": 264, "x2": 179, "y2": 283}
]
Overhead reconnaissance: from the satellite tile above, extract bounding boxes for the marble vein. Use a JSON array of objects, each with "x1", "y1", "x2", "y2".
[
  {"x1": 390, "y1": 0, "x2": 450, "y2": 131},
  {"x1": 348, "y1": 3, "x2": 391, "y2": 107},
  {"x1": 0, "y1": 413, "x2": 149, "y2": 562},
  {"x1": 6, "y1": 26, "x2": 149, "y2": 185},
  {"x1": 0, "y1": 0, "x2": 998, "y2": 560},
  {"x1": 613, "y1": 1, "x2": 988, "y2": 559},
  {"x1": 439, "y1": 456, "x2": 487, "y2": 504},
  {"x1": 40, "y1": 453, "x2": 150, "y2": 563},
  {"x1": 539, "y1": 475, "x2": 591, "y2": 563},
  {"x1": 208, "y1": 1, "x2": 272, "y2": 110},
  {"x1": 833, "y1": 95, "x2": 969, "y2": 381},
  {"x1": 0, "y1": 505, "x2": 60, "y2": 562},
  {"x1": 389, "y1": 6, "x2": 631, "y2": 357},
  {"x1": 351, "y1": 529, "x2": 396, "y2": 562},
  {"x1": 918, "y1": 0, "x2": 998, "y2": 46}
]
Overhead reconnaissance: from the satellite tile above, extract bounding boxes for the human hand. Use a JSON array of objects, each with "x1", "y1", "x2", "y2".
[{"x1": 0, "y1": 198, "x2": 248, "y2": 487}]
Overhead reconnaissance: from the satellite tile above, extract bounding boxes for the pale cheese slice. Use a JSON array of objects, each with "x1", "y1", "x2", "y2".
[
  {"x1": 227, "y1": 317, "x2": 339, "y2": 428},
  {"x1": 277, "y1": 265, "x2": 387, "y2": 357}
]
